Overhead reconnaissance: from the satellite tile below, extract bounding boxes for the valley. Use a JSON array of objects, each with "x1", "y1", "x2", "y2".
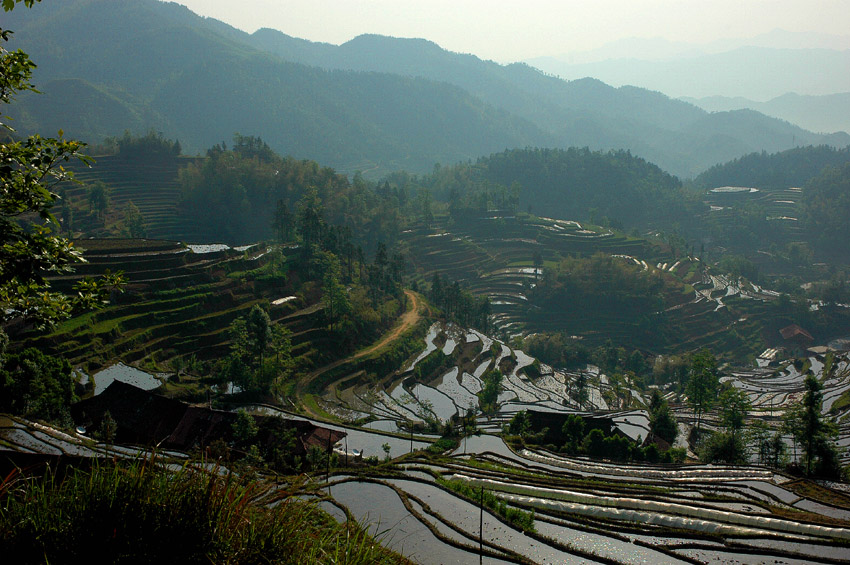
[{"x1": 2, "y1": 1, "x2": 850, "y2": 563}]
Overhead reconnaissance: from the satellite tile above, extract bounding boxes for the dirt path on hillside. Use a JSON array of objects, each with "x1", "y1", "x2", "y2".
[
  {"x1": 351, "y1": 289, "x2": 421, "y2": 361},
  {"x1": 293, "y1": 290, "x2": 423, "y2": 416}
]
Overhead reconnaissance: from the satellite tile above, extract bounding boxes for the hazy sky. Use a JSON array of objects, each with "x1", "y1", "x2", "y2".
[{"x1": 171, "y1": 0, "x2": 850, "y2": 62}]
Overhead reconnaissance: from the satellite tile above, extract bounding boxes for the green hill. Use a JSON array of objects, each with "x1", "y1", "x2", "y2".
[
  {"x1": 5, "y1": 0, "x2": 548, "y2": 178},
  {"x1": 694, "y1": 145, "x2": 850, "y2": 190},
  {"x1": 5, "y1": 0, "x2": 849, "y2": 178}
]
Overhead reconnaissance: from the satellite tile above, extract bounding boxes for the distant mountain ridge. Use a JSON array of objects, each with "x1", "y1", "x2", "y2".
[
  {"x1": 527, "y1": 47, "x2": 850, "y2": 100},
  {"x1": 543, "y1": 30, "x2": 850, "y2": 65},
  {"x1": 5, "y1": 0, "x2": 849, "y2": 178},
  {"x1": 681, "y1": 93, "x2": 850, "y2": 136}
]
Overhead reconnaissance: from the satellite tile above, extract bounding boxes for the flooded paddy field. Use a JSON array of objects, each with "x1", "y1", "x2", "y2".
[
  {"x1": 9, "y1": 316, "x2": 848, "y2": 564},
  {"x1": 305, "y1": 321, "x2": 850, "y2": 563}
]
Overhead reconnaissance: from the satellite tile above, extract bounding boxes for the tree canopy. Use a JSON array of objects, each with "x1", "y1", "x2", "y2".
[
  {"x1": 801, "y1": 162, "x2": 850, "y2": 256},
  {"x1": 686, "y1": 350, "x2": 719, "y2": 436},
  {"x1": 1, "y1": 0, "x2": 122, "y2": 330},
  {"x1": 791, "y1": 374, "x2": 842, "y2": 478}
]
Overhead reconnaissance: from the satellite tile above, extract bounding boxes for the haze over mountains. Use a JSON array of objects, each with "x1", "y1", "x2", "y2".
[
  {"x1": 6, "y1": 0, "x2": 849, "y2": 179},
  {"x1": 526, "y1": 32, "x2": 850, "y2": 100},
  {"x1": 681, "y1": 93, "x2": 850, "y2": 137}
]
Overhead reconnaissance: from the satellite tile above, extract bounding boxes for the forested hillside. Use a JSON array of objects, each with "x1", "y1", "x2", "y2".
[
  {"x1": 397, "y1": 147, "x2": 694, "y2": 231},
  {"x1": 801, "y1": 162, "x2": 850, "y2": 256},
  {"x1": 5, "y1": 0, "x2": 848, "y2": 178},
  {"x1": 239, "y1": 30, "x2": 850, "y2": 176},
  {"x1": 695, "y1": 145, "x2": 850, "y2": 190},
  {"x1": 177, "y1": 136, "x2": 405, "y2": 246},
  {"x1": 6, "y1": 1, "x2": 546, "y2": 177}
]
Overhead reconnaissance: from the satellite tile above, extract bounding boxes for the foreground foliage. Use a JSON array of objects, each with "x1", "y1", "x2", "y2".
[
  {"x1": 1, "y1": 1, "x2": 123, "y2": 330},
  {"x1": 0, "y1": 348, "x2": 75, "y2": 425},
  {"x1": 0, "y1": 459, "x2": 408, "y2": 564}
]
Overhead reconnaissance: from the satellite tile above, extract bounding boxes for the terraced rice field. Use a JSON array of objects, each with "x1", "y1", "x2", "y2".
[
  {"x1": 320, "y1": 321, "x2": 849, "y2": 461},
  {"x1": 702, "y1": 184, "x2": 806, "y2": 258},
  {"x1": 402, "y1": 214, "x2": 810, "y2": 357},
  {"x1": 20, "y1": 239, "x2": 318, "y2": 370},
  {"x1": 60, "y1": 155, "x2": 206, "y2": 240},
  {"x1": 721, "y1": 354, "x2": 850, "y2": 467},
  {"x1": 0, "y1": 414, "x2": 179, "y2": 461},
  {"x1": 6, "y1": 314, "x2": 850, "y2": 563},
  {"x1": 321, "y1": 438, "x2": 850, "y2": 564},
  {"x1": 6, "y1": 403, "x2": 847, "y2": 564},
  {"x1": 294, "y1": 322, "x2": 850, "y2": 563}
]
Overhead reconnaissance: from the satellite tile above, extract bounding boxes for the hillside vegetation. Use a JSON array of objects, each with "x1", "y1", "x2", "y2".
[
  {"x1": 695, "y1": 145, "x2": 850, "y2": 190},
  {"x1": 5, "y1": 0, "x2": 848, "y2": 178},
  {"x1": 40, "y1": 137, "x2": 850, "y2": 362},
  {"x1": 4, "y1": 3, "x2": 850, "y2": 563},
  {"x1": 1, "y1": 458, "x2": 407, "y2": 564}
]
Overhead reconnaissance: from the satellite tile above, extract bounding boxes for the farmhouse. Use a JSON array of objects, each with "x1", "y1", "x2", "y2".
[{"x1": 71, "y1": 381, "x2": 345, "y2": 454}]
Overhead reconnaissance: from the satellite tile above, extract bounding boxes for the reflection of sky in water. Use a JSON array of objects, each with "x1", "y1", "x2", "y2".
[
  {"x1": 245, "y1": 405, "x2": 430, "y2": 459},
  {"x1": 326, "y1": 480, "x2": 488, "y2": 564},
  {"x1": 187, "y1": 243, "x2": 229, "y2": 253},
  {"x1": 385, "y1": 477, "x2": 587, "y2": 564},
  {"x1": 412, "y1": 383, "x2": 457, "y2": 422}
]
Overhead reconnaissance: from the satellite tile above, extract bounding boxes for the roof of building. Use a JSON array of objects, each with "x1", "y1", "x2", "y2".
[
  {"x1": 780, "y1": 324, "x2": 814, "y2": 342},
  {"x1": 71, "y1": 381, "x2": 344, "y2": 455}
]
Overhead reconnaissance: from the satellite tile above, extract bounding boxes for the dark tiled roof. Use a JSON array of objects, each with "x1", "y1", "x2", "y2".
[
  {"x1": 71, "y1": 382, "x2": 345, "y2": 455},
  {"x1": 780, "y1": 324, "x2": 814, "y2": 342},
  {"x1": 167, "y1": 406, "x2": 237, "y2": 449},
  {"x1": 71, "y1": 381, "x2": 185, "y2": 445}
]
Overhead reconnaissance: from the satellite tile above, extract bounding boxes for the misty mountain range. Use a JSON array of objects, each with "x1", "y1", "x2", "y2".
[
  {"x1": 528, "y1": 48, "x2": 850, "y2": 101},
  {"x1": 543, "y1": 30, "x2": 850, "y2": 65},
  {"x1": 5, "y1": 0, "x2": 849, "y2": 179},
  {"x1": 681, "y1": 93, "x2": 850, "y2": 137}
]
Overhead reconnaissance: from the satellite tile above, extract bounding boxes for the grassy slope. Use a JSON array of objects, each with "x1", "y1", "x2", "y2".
[{"x1": 0, "y1": 458, "x2": 409, "y2": 564}]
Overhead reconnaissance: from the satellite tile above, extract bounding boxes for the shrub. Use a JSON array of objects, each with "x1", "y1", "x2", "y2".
[
  {"x1": 0, "y1": 459, "x2": 404, "y2": 564},
  {"x1": 437, "y1": 478, "x2": 535, "y2": 533}
]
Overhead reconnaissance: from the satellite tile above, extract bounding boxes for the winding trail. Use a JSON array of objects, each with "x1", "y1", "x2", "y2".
[
  {"x1": 293, "y1": 290, "x2": 423, "y2": 416},
  {"x1": 353, "y1": 289, "x2": 422, "y2": 360}
]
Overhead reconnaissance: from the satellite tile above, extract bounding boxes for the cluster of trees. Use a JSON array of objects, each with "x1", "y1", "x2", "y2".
[
  {"x1": 409, "y1": 148, "x2": 689, "y2": 229},
  {"x1": 695, "y1": 145, "x2": 850, "y2": 191},
  {"x1": 501, "y1": 343, "x2": 843, "y2": 478},
  {"x1": 698, "y1": 374, "x2": 843, "y2": 479},
  {"x1": 0, "y1": 347, "x2": 77, "y2": 426},
  {"x1": 477, "y1": 368, "x2": 503, "y2": 415},
  {"x1": 526, "y1": 253, "x2": 677, "y2": 349},
  {"x1": 292, "y1": 193, "x2": 407, "y2": 341},
  {"x1": 114, "y1": 129, "x2": 181, "y2": 160},
  {"x1": 220, "y1": 409, "x2": 344, "y2": 474},
  {"x1": 520, "y1": 335, "x2": 649, "y2": 411},
  {"x1": 224, "y1": 410, "x2": 337, "y2": 474},
  {"x1": 683, "y1": 350, "x2": 843, "y2": 478},
  {"x1": 521, "y1": 332, "x2": 592, "y2": 370},
  {"x1": 699, "y1": 386, "x2": 751, "y2": 465},
  {"x1": 218, "y1": 305, "x2": 292, "y2": 396},
  {"x1": 801, "y1": 161, "x2": 850, "y2": 256},
  {"x1": 122, "y1": 201, "x2": 146, "y2": 238},
  {"x1": 179, "y1": 135, "x2": 411, "y2": 246},
  {"x1": 429, "y1": 273, "x2": 491, "y2": 332},
  {"x1": 782, "y1": 374, "x2": 843, "y2": 479},
  {"x1": 521, "y1": 334, "x2": 644, "y2": 375},
  {"x1": 507, "y1": 411, "x2": 686, "y2": 464},
  {"x1": 648, "y1": 389, "x2": 678, "y2": 446},
  {"x1": 531, "y1": 253, "x2": 667, "y2": 316},
  {"x1": 686, "y1": 350, "x2": 720, "y2": 435}
]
